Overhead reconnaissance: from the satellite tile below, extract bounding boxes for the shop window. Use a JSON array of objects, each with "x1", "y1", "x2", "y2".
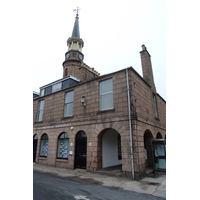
[
  {"x1": 39, "y1": 133, "x2": 48, "y2": 157},
  {"x1": 36, "y1": 100, "x2": 44, "y2": 122},
  {"x1": 100, "y1": 78, "x2": 113, "y2": 111},
  {"x1": 57, "y1": 132, "x2": 69, "y2": 159},
  {"x1": 64, "y1": 91, "x2": 74, "y2": 117}
]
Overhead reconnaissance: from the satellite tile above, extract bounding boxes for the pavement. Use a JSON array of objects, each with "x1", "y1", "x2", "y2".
[{"x1": 33, "y1": 163, "x2": 166, "y2": 199}]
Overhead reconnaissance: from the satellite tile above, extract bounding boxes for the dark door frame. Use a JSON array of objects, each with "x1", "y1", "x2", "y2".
[
  {"x1": 33, "y1": 134, "x2": 38, "y2": 163},
  {"x1": 75, "y1": 131, "x2": 87, "y2": 169}
]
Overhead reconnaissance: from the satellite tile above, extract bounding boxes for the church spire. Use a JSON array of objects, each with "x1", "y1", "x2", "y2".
[{"x1": 71, "y1": 7, "x2": 80, "y2": 38}]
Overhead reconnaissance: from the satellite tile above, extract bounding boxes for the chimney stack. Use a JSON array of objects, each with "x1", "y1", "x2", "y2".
[{"x1": 140, "y1": 45, "x2": 156, "y2": 92}]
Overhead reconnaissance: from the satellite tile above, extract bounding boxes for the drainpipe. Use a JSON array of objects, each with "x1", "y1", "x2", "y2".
[{"x1": 126, "y1": 68, "x2": 134, "y2": 179}]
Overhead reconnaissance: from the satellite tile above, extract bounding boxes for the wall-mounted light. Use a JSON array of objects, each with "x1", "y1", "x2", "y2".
[{"x1": 81, "y1": 96, "x2": 86, "y2": 106}]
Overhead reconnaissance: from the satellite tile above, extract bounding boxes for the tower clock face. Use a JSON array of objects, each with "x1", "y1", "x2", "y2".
[
  {"x1": 66, "y1": 53, "x2": 70, "y2": 59},
  {"x1": 78, "y1": 53, "x2": 83, "y2": 61}
]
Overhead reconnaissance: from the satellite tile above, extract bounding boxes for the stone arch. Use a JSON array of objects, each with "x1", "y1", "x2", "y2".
[
  {"x1": 156, "y1": 132, "x2": 163, "y2": 139},
  {"x1": 97, "y1": 128, "x2": 122, "y2": 170},
  {"x1": 144, "y1": 130, "x2": 153, "y2": 168}
]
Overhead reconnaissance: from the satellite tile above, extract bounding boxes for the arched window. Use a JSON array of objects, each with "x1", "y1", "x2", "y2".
[
  {"x1": 57, "y1": 132, "x2": 69, "y2": 159},
  {"x1": 39, "y1": 134, "x2": 48, "y2": 157},
  {"x1": 65, "y1": 68, "x2": 68, "y2": 77}
]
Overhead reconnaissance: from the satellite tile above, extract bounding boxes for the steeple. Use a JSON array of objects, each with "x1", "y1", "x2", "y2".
[
  {"x1": 71, "y1": 13, "x2": 80, "y2": 38},
  {"x1": 62, "y1": 8, "x2": 84, "y2": 78},
  {"x1": 62, "y1": 8, "x2": 100, "y2": 81}
]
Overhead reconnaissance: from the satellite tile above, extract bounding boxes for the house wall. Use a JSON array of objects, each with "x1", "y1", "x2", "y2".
[
  {"x1": 33, "y1": 68, "x2": 166, "y2": 179},
  {"x1": 127, "y1": 68, "x2": 166, "y2": 179}
]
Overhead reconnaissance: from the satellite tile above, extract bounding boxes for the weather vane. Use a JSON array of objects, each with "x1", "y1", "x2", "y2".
[{"x1": 73, "y1": 7, "x2": 81, "y2": 15}]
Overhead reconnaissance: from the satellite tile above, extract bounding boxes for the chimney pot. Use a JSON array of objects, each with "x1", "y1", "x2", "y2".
[{"x1": 142, "y1": 44, "x2": 146, "y2": 51}]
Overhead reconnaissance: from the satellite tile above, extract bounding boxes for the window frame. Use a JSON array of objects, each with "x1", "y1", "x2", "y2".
[
  {"x1": 153, "y1": 93, "x2": 158, "y2": 119},
  {"x1": 39, "y1": 133, "x2": 48, "y2": 157},
  {"x1": 40, "y1": 89, "x2": 44, "y2": 97},
  {"x1": 64, "y1": 91, "x2": 74, "y2": 117},
  {"x1": 36, "y1": 100, "x2": 44, "y2": 122},
  {"x1": 52, "y1": 82, "x2": 62, "y2": 93},
  {"x1": 99, "y1": 78, "x2": 113, "y2": 111},
  {"x1": 57, "y1": 132, "x2": 69, "y2": 159}
]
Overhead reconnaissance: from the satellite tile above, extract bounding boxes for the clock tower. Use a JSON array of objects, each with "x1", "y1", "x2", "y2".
[{"x1": 62, "y1": 8, "x2": 84, "y2": 78}]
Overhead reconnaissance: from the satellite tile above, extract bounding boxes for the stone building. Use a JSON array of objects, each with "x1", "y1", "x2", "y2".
[{"x1": 33, "y1": 11, "x2": 166, "y2": 180}]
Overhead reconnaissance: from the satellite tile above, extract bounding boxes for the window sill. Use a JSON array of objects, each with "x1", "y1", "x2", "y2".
[
  {"x1": 34, "y1": 121, "x2": 43, "y2": 124},
  {"x1": 97, "y1": 108, "x2": 115, "y2": 115},
  {"x1": 56, "y1": 158, "x2": 68, "y2": 162},
  {"x1": 38, "y1": 157, "x2": 47, "y2": 160},
  {"x1": 62, "y1": 116, "x2": 73, "y2": 120}
]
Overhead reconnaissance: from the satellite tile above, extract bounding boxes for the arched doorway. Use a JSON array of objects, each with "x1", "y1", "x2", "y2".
[
  {"x1": 144, "y1": 130, "x2": 153, "y2": 168},
  {"x1": 156, "y1": 132, "x2": 163, "y2": 139},
  {"x1": 102, "y1": 129, "x2": 122, "y2": 169},
  {"x1": 33, "y1": 134, "x2": 38, "y2": 163},
  {"x1": 75, "y1": 131, "x2": 87, "y2": 169}
]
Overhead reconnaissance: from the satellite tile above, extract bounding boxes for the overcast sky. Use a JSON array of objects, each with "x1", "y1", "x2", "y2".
[{"x1": 30, "y1": 0, "x2": 166, "y2": 100}]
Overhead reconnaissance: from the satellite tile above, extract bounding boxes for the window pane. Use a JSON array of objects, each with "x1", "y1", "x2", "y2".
[
  {"x1": 57, "y1": 139, "x2": 69, "y2": 158},
  {"x1": 40, "y1": 140, "x2": 48, "y2": 156},
  {"x1": 37, "y1": 100, "x2": 44, "y2": 121},
  {"x1": 40, "y1": 89, "x2": 44, "y2": 97},
  {"x1": 100, "y1": 93, "x2": 113, "y2": 110},
  {"x1": 40, "y1": 100, "x2": 44, "y2": 110},
  {"x1": 52, "y1": 82, "x2": 61, "y2": 93},
  {"x1": 65, "y1": 91, "x2": 74, "y2": 103},
  {"x1": 59, "y1": 132, "x2": 69, "y2": 139},
  {"x1": 38, "y1": 111, "x2": 43, "y2": 121},
  {"x1": 100, "y1": 79, "x2": 113, "y2": 94},
  {"x1": 64, "y1": 103, "x2": 73, "y2": 117},
  {"x1": 153, "y1": 94, "x2": 158, "y2": 118},
  {"x1": 45, "y1": 86, "x2": 52, "y2": 95}
]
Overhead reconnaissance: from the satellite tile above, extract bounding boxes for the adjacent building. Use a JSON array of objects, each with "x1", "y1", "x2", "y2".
[{"x1": 33, "y1": 11, "x2": 166, "y2": 180}]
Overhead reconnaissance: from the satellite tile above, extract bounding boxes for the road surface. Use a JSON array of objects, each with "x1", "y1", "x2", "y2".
[{"x1": 33, "y1": 171, "x2": 165, "y2": 200}]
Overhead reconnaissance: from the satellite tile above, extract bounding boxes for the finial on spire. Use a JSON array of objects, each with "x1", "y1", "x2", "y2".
[{"x1": 73, "y1": 7, "x2": 81, "y2": 16}]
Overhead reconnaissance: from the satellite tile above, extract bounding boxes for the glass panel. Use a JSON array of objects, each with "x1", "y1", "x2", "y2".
[
  {"x1": 38, "y1": 110, "x2": 43, "y2": 121},
  {"x1": 58, "y1": 139, "x2": 69, "y2": 158},
  {"x1": 45, "y1": 86, "x2": 52, "y2": 95},
  {"x1": 40, "y1": 140, "x2": 48, "y2": 156},
  {"x1": 64, "y1": 103, "x2": 73, "y2": 117},
  {"x1": 59, "y1": 132, "x2": 69, "y2": 139},
  {"x1": 52, "y1": 82, "x2": 62, "y2": 93},
  {"x1": 153, "y1": 94, "x2": 158, "y2": 118},
  {"x1": 34, "y1": 134, "x2": 38, "y2": 139},
  {"x1": 157, "y1": 159, "x2": 166, "y2": 169},
  {"x1": 156, "y1": 144, "x2": 165, "y2": 156},
  {"x1": 100, "y1": 79, "x2": 113, "y2": 94},
  {"x1": 42, "y1": 134, "x2": 48, "y2": 140},
  {"x1": 100, "y1": 93, "x2": 113, "y2": 110},
  {"x1": 65, "y1": 91, "x2": 74, "y2": 103},
  {"x1": 40, "y1": 100, "x2": 44, "y2": 110},
  {"x1": 40, "y1": 89, "x2": 44, "y2": 97}
]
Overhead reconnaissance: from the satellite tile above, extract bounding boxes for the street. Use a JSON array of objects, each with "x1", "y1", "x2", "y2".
[{"x1": 33, "y1": 171, "x2": 165, "y2": 200}]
